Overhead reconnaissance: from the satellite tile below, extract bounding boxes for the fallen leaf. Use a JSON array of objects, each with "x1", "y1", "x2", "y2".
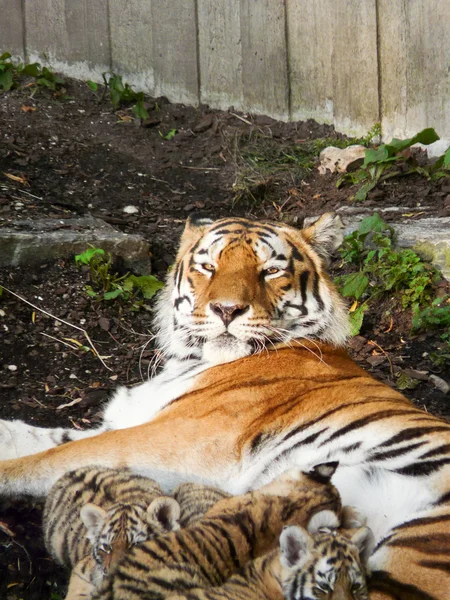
[
  {"x1": 21, "y1": 105, "x2": 36, "y2": 113},
  {"x1": 3, "y1": 172, "x2": 29, "y2": 185},
  {"x1": 349, "y1": 300, "x2": 358, "y2": 313},
  {"x1": 0, "y1": 521, "x2": 15, "y2": 537},
  {"x1": 109, "y1": 374, "x2": 119, "y2": 381},
  {"x1": 56, "y1": 397, "x2": 83, "y2": 410}
]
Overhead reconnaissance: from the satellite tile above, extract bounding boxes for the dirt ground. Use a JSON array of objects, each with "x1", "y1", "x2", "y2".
[{"x1": 0, "y1": 78, "x2": 449, "y2": 599}]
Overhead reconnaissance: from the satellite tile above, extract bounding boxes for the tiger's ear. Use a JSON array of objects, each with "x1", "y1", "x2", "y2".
[
  {"x1": 308, "y1": 460, "x2": 339, "y2": 483},
  {"x1": 147, "y1": 497, "x2": 181, "y2": 532},
  {"x1": 350, "y1": 526, "x2": 375, "y2": 567},
  {"x1": 307, "y1": 509, "x2": 340, "y2": 534},
  {"x1": 279, "y1": 525, "x2": 312, "y2": 569},
  {"x1": 302, "y1": 213, "x2": 344, "y2": 257},
  {"x1": 80, "y1": 503, "x2": 108, "y2": 535},
  {"x1": 176, "y1": 214, "x2": 214, "y2": 258}
]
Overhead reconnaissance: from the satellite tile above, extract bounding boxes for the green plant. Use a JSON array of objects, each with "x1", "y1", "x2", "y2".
[
  {"x1": 159, "y1": 128, "x2": 177, "y2": 141},
  {"x1": 74, "y1": 248, "x2": 163, "y2": 307},
  {"x1": 335, "y1": 214, "x2": 440, "y2": 334},
  {"x1": 0, "y1": 52, "x2": 64, "y2": 92},
  {"x1": 101, "y1": 72, "x2": 149, "y2": 120},
  {"x1": 337, "y1": 128, "x2": 446, "y2": 201},
  {"x1": 412, "y1": 296, "x2": 450, "y2": 368}
]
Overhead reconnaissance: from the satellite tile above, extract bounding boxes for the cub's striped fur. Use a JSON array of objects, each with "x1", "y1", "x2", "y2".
[
  {"x1": 3, "y1": 214, "x2": 450, "y2": 598},
  {"x1": 43, "y1": 467, "x2": 180, "y2": 597},
  {"x1": 92, "y1": 464, "x2": 341, "y2": 600},
  {"x1": 169, "y1": 510, "x2": 373, "y2": 600},
  {"x1": 173, "y1": 482, "x2": 231, "y2": 527}
]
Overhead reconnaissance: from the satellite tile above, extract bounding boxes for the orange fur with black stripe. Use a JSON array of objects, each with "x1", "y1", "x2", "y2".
[{"x1": 1, "y1": 214, "x2": 450, "y2": 599}]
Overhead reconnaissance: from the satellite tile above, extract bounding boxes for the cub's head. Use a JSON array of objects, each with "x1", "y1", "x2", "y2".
[
  {"x1": 155, "y1": 214, "x2": 350, "y2": 364},
  {"x1": 280, "y1": 510, "x2": 372, "y2": 600},
  {"x1": 81, "y1": 496, "x2": 180, "y2": 573}
]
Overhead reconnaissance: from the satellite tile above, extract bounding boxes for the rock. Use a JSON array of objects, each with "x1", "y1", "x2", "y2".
[
  {"x1": 123, "y1": 205, "x2": 139, "y2": 214},
  {"x1": 402, "y1": 369, "x2": 429, "y2": 382},
  {"x1": 429, "y1": 374, "x2": 450, "y2": 395},
  {"x1": 340, "y1": 215, "x2": 450, "y2": 280},
  {"x1": 318, "y1": 145, "x2": 366, "y2": 175},
  {"x1": 193, "y1": 114, "x2": 214, "y2": 133},
  {"x1": 0, "y1": 216, "x2": 151, "y2": 274}
]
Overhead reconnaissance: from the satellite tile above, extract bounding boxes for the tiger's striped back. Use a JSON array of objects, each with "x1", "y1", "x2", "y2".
[
  {"x1": 173, "y1": 482, "x2": 231, "y2": 527},
  {"x1": 92, "y1": 464, "x2": 341, "y2": 600},
  {"x1": 43, "y1": 466, "x2": 180, "y2": 595}
]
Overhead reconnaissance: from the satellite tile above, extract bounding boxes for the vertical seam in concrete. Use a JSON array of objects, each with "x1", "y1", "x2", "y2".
[
  {"x1": 194, "y1": 0, "x2": 201, "y2": 105},
  {"x1": 284, "y1": 0, "x2": 292, "y2": 120},
  {"x1": 21, "y1": 0, "x2": 27, "y2": 61},
  {"x1": 106, "y1": 0, "x2": 113, "y2": 71},
  {"x1": 375, "y1": 0, "x2": 383, "y2": 132}
]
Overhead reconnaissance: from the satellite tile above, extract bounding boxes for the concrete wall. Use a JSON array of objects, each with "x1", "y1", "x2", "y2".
[{"x1": 1, "y1": 0, "x2": 449, "y2": 149}]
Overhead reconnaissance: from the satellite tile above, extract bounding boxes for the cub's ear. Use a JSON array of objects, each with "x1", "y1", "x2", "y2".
[
  {"x1": 350, "y1": 526, "x2": 375, "y2": 567},
  {"x1": 302, "y1": 213, "x2": 344, "y2": 257},
  {"x1": 80, "y1": 503, "x2": 108, "y2": 535},
  {"x1": 279, "y1": 525, "x2": 312, "y2": 569},
  {"x1": 307, "y1": 509, "x2": 340, "y2": 533},
  {"x1": 308, "y1": 460, "x2": 339, "y2": 483},
  {"x1": 147, "y1": 496, "x2": 181, "y2": 532}
]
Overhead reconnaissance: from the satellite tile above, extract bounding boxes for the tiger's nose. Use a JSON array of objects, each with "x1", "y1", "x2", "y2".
[{"x1": 210, "y1": 302, "x2": 249, "y2": 325}]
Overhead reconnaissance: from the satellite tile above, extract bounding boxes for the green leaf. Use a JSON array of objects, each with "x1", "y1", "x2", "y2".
[
  {"x1": 110, "y1": 88, "x2": 121, "y2": 108},
  {"x1": 348, "y1": 303, "x2": 368, "y2": 336},
  {"x1": 75, "y1": 247, "x2": 105, "y2": 265},
  {"x1": 387, "y1": 127, "x2": 439, "y2": 153},
  {"x1": 133, "y1": 100, "x2": 149, "y2": 120},
  {"x1": 339, "y1": 272, "x2": 369, "y2": 299},
  {"x1": 160, "y1": 128, "x2": 177, "y2": 141},
  {"x1": 363, "y1": 146, "x2": 389, "y2": 167},
  {"x1": 0, "y1": 69, "x2": 13, "y2": 91},
  {"x1": 37, "y1": 77, "x2": 56, "y2": 89},
  {"x1": 21, "y1": 62, "x2": 41, "y2": 77},
  {"x1": 123, "y1": 274, "x2": 164, "y2": 299},
  {"x1": 87, "y1": 80, "x2": 98, "y2": 92},
  {"x1": 104, "y1": 289, "x2": 123, "y2": 300},
  {"x1": 0, "y1": 52, "x2": 12, "y2": 61},
  {"x1": 357, "y1": 213, "x2": 390, "y2": 235},
  {"x1": 444, "y1": 147, "x2": 450, "y2": 170},
  {"x1": 354, "y1": 180, "x2": 377, "y2": 202}
]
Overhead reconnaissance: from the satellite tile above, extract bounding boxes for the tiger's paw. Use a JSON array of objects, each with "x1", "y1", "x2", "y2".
[{"x1": 0, "y1": 419, "x2": 60, "y2": 459}]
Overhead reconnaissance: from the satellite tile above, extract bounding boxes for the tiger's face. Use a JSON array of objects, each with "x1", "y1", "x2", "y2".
[{"x1": 156, "y1": 214, "x2": 350, "y2": 364}]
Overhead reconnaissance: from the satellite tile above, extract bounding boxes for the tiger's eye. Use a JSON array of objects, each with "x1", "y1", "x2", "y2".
[
  {"x1": 99, "y1": 543, "x2": 112, "y2": 554},
  {"x1": 201, "y1": 263, "x2": 215, "y2": 272},
  {"x1": 265, "y1": 266, "x2": 280, "y2": 275}
]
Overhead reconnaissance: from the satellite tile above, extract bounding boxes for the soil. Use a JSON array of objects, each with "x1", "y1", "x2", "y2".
[{"x1": 0, "y1": 78, "x2": 449, "y2": 599}]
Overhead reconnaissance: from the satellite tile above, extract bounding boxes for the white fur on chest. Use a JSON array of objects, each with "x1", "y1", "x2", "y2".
[{"x1": 102, "y1": 359, "x2": 210, "y2": 429}]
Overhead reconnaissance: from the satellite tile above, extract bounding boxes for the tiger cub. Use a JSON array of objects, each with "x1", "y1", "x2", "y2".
[
  {"x1": 168, "y1": 510, "x2": 373, "y2": 600},
  {"x1": 173, "y1": 482, "x2": 231, "y2": 527},
  {"x1": 92, "y1": 462, "x2": 341, "y2": 600},
  {"x1": 43, "y1": 466, "x2": 180, "y2": 598}
]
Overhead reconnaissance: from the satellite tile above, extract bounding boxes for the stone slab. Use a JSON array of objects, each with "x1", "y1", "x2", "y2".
[
  {"x1": 339, "y1": 213, "x2": 450, "y2": 280},
  {"x1": 240, "y1": 0, "x2": 289, "y2": 120},
  {"x1": 151, "y1": 0, "x2": 199, "y2": 105},
  {"x1": 287, "y1": 0, "x2": 334, "y2": 124},
  {"x1": 197, "y1": 0, "x2": 243, "y2": 111},
  {"x1": 109, "y1": 0, "x2": 154, "y2": 93},
  {"x1": 24, "y1": 0, "x2": 110, "y2": 81},
  {"x1": 0, "y1": 217, "x2": 151, "y2": 274},
  {"x1": 331, "y1": 0, "x2": 379, "y2": 136},
  {"x1": 0, "y1": 0, "x2": 24, "y2": 57},
  {"x1": 378, "y1": 0, "x2": 450, "y2": 154}
]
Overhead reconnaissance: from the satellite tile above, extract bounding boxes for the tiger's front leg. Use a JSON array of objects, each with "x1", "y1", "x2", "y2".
[{"x1": 0, "y1": 413, "x2": 237, "y2": 497}]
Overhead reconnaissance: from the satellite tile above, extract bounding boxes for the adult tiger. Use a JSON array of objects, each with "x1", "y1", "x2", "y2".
[{"x1": 1, "y1": 214, "x2": 449, "y2": 599}]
